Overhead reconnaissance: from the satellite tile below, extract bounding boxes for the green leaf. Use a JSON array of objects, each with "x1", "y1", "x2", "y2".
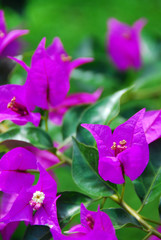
[
  {"x1": 57, "y1": 191, "x2": 91, "y2": 228},
  {"x1": 134, "y1": 139, "x2": 161, "y2": 204},
  {"x1": 23, "y1": 225, "x2": 51, "y2": 240},
  {"x1": 103, "y1": 208, "x2": 140, "y2": 229},
  {"x1": 72, "y1": 138, "x2": 117, "y2": 197},
  {"x1": 0, "y1": 144, "x2": 9, "y2": 153},
  {"x1": 76, "y1": 88, "x2": 129, "y2": 145},
  {"x1": 158, "y1": 197, "x2": 161, "y2": 219},
  {"x1": 0, "y1": 126, "x2": 53, "y2": 149},
  {"x1": 109, "y1": 115, "x2": 126, "y2": 130},
  {"x1": 62, "y1": 105, "x2": 87, "y2": 140},
  {"x1": 134, "y1": 62, "x2": 161, "y2": 99},
  {"x1": 142, "y1": 36, "x2": 159, "y2": 65},
  {"x1": 71, "y1": 69, "x2": 116, "y2": 93}
]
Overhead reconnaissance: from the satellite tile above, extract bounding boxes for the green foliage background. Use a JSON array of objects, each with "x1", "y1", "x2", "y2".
[{"x1": 2, "y1": 0, "x2": 161, "y2": 52}]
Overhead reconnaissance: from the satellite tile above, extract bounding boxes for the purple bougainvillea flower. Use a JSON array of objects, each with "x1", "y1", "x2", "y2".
[
  {"x1": 0, "y1": 10, "x2": 29, "y2": 57},
  {"x1": 81, "y1": 109, "x2": 149, "y2": 184},
  {"x1": 49, "y1": 88, "x2": 102, "y2": 125},
  {"x1": 10, "y1": 37, "x2": 93, "y2": 110},
  {"x1": 107, "y1": 18, "x2": 146, "y2": 70},
  {"x1": 51, "y1": 203, "x2": 117, "y2": 240},
  {"x1": 143, "y1": 110, "x2": 161, "y2": 144},
  {"x1": 0, "y1": 147, "x2": 37, "y2": 193},
  {"x1": 0, "y1": 84, "x2": 41, "y2": 126},
  {"x1": 1, "y1": 164, "x2": 60, "y2": 230},
  {"x1": 0, "y1": 193, "x2": 19, "y2": 240}
]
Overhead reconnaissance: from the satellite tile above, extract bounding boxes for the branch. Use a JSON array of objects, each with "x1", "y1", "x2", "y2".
[
  {"x1": 46, "y1": 159, "x2": 66, "y2": 171},
  {"x1": 142, "y1": 216, "x2": 161, "y2": 226},
  {"x1": 100, "y1": 197, "x2": 107, "y2": 209},
  {"x1": 142, "y1": 232, "x2": 152, "y2": 240},
  {"x1": 56, "y1": 151, "x2": 72, "y2": 165},
  {"x1": 110, "y1": 194, "x2": 161, "y2": 239}
]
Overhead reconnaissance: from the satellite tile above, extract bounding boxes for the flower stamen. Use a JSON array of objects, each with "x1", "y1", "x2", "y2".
[
  {"x1": 111, "y1": 139, "x2": 127, "y2": 156},
  {"x1": 61, "y1": 54, "x2": 72, "y2": 62},
  {"x1": 111, "y1": 142, "x2": 117, "y2": 150},
  {"x1": 29, "y1": 191, "x2": 45, "y2": 211},
  {"x1": 86, "y1": 214, "x2": 95, "y2": 229},
  {"x1": 7, "y1": 97, "x2": 29, "y2": 116},
  {"x1": 119, "y1": 140, "x2": 127, "y2": 146}
]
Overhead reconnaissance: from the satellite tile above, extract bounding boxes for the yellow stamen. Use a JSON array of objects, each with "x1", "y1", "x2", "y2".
[
  {"x1": 119, "y1": 140, "x2": 127, "y2": 146},
  {"x1": 111, "y1": 142, "x2": 117, "y2": 150},
  {"x1": 61, "y1": 54, "x2": 72, "y2": 62},
  {"x1": 7, "y1": 97, "x2": 16, "y2": 109}
]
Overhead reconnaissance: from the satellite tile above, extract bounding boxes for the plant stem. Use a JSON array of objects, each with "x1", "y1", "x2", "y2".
[
  {"x1": 45, "y1": 110, "x2": 49, "y2": 132},
  {"x1": 56, "y1": 151, "x2": 72, "y2": 165},
  {"x1": 137, "y1": 167, "x2": 159, "y2": 214},
  {"x1": 26, "y1": 151, "x2": 72, "y2": 174},
  {"x1": 26, "y1": 169, "x2": 39, "y2": 174},
  {"x1": 57, "y1": 136, "x2": 72, "y2": 150},
  {"x1": 46, "y1": 159, "x2": 66, "y2": 171},
  {"x1": 26, "y1": 159, "x2": 67, "y2": 174},
  {"x1": 88, "y1": 196, "x2": 103, "y2": 206},
  {"x1": 100, "y1": 197, "x2": 107, "y2": 209},
  {"x1": 137, "y1": 203, "x2": 145, "y2": 214},
  {"x1": 120, "y1": 181, "x2": 125, "y2": 202},
  {"x1": 142, "y1": 216, "x2": 161, "y2": 226},
  {"x1": 142, "y1": 232, "x2": 152, "y2": 240},
  {"x1": 110, "y1": 194, "x2": 161, "y2": 239}
]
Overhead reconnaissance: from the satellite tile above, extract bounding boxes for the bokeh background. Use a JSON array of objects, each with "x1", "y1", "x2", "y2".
[
  {"x1": 1, "y1": 0, "x2": 161, "y2": 239},
  {"x1": 2, "y1": 0, "x2": 161, "y2": 51}
]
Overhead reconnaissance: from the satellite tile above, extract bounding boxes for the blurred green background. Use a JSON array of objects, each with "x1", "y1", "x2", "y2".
[
  {"x1": 2, "y1": 0, "x2": 161, "y2": 52},
  {"x1": 1, "y1": 0, "x2": 161, "y2": 239}
]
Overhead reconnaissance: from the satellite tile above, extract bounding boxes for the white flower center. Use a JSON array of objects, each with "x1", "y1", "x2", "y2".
[
  {"x1": 29, "y1": 191, "x2": 45, "y2": 211},
  {"x1": 32, "y1": 191, "x2": 45, "y2": 203}
]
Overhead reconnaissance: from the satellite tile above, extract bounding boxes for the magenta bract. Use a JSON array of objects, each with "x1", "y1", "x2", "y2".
[
  {"x1": 49, "y1": 88, "x2": 102, "y2": 125},
  {"x1": 51, "y1": 204, "x2": 117, "y2": 240},
  {"x1": 0, "y1": 10, "x2": 29, "y2": 57},
  {"x1": 81, "y1": 109, "x2": 149, "y2": 184},
  {"x1": 0, "y1": 193, "x2": 19, "y2": 240},
  {"x1": 0, "y1": 147, "x2": 37, "y2": 193},
  {"x1": 1, "y1": 164, "x2": 60, "y2": 229},
  {"x1": 10, "y1": 37, "x2": 93, "y2": 110},
  {"x1": 0, "y1": 222, "x2": 19, "y2": 240},
  {"x1": 0, "y1": 84, "x2": 41, "y2": 126},
  {"x1": 143, "y1": 110, "x2": 161, "y2": 144},
  {"x1": 107, "y1": 18, "x2": 146, "y2": 70}
]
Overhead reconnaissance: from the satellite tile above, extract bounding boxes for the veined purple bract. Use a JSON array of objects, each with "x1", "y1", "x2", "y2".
[
  {"x1": 9, "y1": 37, "x2": 93, "y2": 111},
  {"x1": 81, "y1": 109, "x2": 149, "y2": 184},
  {"x1": 51, "y1": 204, "x2": 117, "y2": 240}
]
